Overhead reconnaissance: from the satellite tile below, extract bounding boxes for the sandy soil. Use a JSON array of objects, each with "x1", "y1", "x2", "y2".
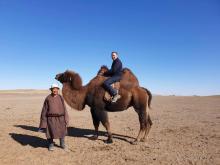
[{"x1": 0, "y1": 90, "x2": 219, "y2": 165}]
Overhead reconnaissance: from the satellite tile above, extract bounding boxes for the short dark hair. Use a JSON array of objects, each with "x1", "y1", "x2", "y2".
[{"x1": 111, "y1": 51, "x2": 118, "y2": 55}]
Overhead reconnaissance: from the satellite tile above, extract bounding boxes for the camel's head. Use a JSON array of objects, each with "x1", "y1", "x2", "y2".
[
  {"x1": 55, "y1": 70, "x2": 82, "y2": 90},
  {"x1": 97, "y1": 65, "x2": 109, "y2": 76},
  {"x1": 55, "y1": 72, "x2": 67, "y2": 83}
]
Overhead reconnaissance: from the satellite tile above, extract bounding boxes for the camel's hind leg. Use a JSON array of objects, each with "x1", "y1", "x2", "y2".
[
  {"x1": 90, "y1": 108, "x2": 100, "y2": 140},
  {"x1": 132, "y1": 108, "x2": 147, "y2": 144},
  {"x1": 141, "y1": 114, "x2": 153, "y2": 142}
]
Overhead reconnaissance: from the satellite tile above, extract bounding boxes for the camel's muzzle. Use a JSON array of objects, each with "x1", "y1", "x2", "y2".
[{"x1": 55, "y1": 73, "x2": 62, "y2": 81}]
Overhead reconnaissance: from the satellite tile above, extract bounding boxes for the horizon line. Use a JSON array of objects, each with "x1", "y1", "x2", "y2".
[{"x1": 0, "y1": 88, "x2": 219, "y2": 97}]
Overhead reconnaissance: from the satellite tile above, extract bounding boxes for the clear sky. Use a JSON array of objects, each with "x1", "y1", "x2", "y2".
[{"x1": 0, "y1": 0, "x2": 220, "y2": 95}]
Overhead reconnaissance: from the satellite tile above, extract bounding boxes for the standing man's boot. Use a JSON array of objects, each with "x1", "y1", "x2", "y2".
[
  {"x1": 48, "y1": 139, "x2": 55, "y2": 151},
  {"x1": 60, "y1": 138, "x2": 66, "y2": 149}
]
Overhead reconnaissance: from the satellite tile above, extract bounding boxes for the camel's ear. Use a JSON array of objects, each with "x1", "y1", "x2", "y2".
[
  {"x1": 101, "y1": 65, "x2": 108, "y2": 70},
  {"x1": 71, "y1": 73, "x2": 82, "y2": 90}
]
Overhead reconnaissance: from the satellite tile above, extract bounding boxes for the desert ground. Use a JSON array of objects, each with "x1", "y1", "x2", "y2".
[{"x1": 0, "y1": 90, "x2": 219, "y2": 165}]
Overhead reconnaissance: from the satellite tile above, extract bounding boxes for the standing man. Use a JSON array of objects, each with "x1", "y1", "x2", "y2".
[
  {"x1": 39, "y1": 83, "x2": 69, "y2": 151},
  {"x1": 103, "y1": 52, "x2": 123, "y2": 103}
]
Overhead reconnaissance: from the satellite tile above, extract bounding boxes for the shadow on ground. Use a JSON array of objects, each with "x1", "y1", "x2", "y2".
[
  {"x1": 9, "y1": 133, "x2": 47, "y2": 148},
  {"x1": 14, "y1": 125, "x2": 135, "y2": 143}
]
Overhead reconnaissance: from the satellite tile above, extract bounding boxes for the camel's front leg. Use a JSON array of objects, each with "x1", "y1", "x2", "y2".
[
  {"x1": 90, "y1": 108, "x2": 100, "y2": 140},
  {"x1": 102, "y1": 121, "x2": 113, "y2": 144},
  {"x1": 99, "y1": 110, "x2": 113, "y2": 144}
]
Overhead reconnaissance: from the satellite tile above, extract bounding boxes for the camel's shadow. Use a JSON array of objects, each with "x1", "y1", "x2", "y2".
[
  {"x1": 14, "y1": 125, "x2": 134, "y2": 143},
  {"x1": 9, "y1": 133, "x2": 48, "y2": 148}
]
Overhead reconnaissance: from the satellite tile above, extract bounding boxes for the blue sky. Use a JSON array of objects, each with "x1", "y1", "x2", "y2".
[{"x1": 0, "y1": 0, "x2": 219, "y2": 95}]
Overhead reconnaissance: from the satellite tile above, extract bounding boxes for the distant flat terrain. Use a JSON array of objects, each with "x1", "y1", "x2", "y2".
[{"x1": 0, "y1": 90, "x2": 219, "y2": 165}]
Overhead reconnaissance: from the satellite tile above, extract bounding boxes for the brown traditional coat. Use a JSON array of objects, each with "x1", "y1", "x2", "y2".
[{"x1": 39, "y1": 94, "x2": 69, "y2": 139}]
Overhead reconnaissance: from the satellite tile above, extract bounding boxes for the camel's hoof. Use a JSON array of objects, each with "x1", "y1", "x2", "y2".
[
  {"x1": 140, "y1": 138, "x2": 146, "y2": 142},
  {"x1": 89, "y1": 135, "x2": 98, "y2": 140},
  {"x1": 130, "y1": 140, "x2": 138, "y2": 145},
  {"x1": 104, "y1": 139, "x2": 113, "y2": 144}
]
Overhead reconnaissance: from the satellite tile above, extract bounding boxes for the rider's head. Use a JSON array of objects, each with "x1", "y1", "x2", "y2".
[{"x1": 111, "y1": 52, "x2": 118, "y2": 60}]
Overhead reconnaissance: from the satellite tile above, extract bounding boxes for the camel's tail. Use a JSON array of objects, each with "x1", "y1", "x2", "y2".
[{"x1": 142, "y1": 87, "x2": 152, "y2": 109}]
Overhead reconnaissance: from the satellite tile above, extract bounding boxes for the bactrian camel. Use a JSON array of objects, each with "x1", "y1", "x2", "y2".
[{"x1": 55, "y1": 66, "x2": 152, "y2": 144}]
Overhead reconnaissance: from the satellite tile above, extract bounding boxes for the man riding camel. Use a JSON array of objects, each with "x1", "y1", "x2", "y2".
[{"x1": 103, "y1": 52, "x2": 123, "y2": 103}]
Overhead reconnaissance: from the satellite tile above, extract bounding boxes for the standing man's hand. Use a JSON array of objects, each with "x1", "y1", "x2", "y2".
[{"x1": 65, "y1": 121, "x2": 69, "y2": 127}]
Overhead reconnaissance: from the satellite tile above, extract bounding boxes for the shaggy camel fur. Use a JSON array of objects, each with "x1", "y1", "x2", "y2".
[{"x1": 55, "y1": 67, "x2": 152, "y2": 144}]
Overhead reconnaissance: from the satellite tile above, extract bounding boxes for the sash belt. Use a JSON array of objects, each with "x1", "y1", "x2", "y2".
[{"x1": 47, "y1": 113, "x2": 64, "y2": 117}]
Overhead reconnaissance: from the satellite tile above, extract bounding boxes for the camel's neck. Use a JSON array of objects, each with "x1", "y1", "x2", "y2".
[{"x1": 62, "y1": 83, "x2": 87, "y2": 110}]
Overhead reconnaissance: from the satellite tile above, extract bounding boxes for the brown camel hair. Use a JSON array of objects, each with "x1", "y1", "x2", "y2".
[{"x1": 55, "y1": 68, "x2": 152, "y2": 144}]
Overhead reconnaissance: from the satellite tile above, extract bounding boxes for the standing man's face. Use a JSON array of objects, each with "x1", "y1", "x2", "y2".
[
  {"x1": 111, "y1": 52, "x2": 118, "y2": 60},
  {"x1": 51, "y1": 88, "x2": 59, "y2": 96}
]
